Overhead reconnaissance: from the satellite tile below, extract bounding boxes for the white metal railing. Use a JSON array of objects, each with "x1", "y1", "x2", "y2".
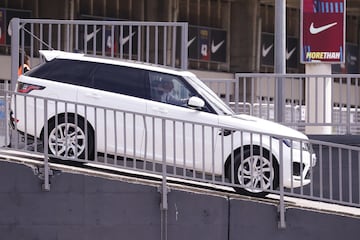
[
  {"x1": 9, "y1": 18, "x2": 188, "y2": 90},
  {"x1": 203, "y1": 74, "x2": 360, "y2": 135},
  {"x1": 2, "y1": 90, "x2": 360, "y2": 211}
]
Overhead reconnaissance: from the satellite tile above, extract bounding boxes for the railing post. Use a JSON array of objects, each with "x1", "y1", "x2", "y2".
[
  {"x1": 10, "y1": 18, "x2": 20, "y2": 92},
  {"x1": 42, "y1": 98, "x2": 50, "y2": 191},
  {"x1": 180, "y1": 22, "x2": 188, "y2": 70},
  {"x1": 278, "y1": 139, "x2": 286, "y2": 229},
  {"x1": 234, "y1": 75, "x2": 240, "y2": 114},
  {"x1": 159, "y1": 118, "x2": 169, "y2": 240},
  {"x1": 346, "y1": 76, "x2": 351, "y2": 134}
]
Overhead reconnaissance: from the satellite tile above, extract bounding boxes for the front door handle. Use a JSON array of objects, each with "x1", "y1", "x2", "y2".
[{"x1": 152, "y1": 107, "x2": 169, "y2": 114}]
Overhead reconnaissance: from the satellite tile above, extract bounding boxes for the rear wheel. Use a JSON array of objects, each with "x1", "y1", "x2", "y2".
[
  {"x1": 46, "y1": 115, "x2": 94, "y2": 161},
  {"x1": 228, "y1": 147, "x2": 279, "y2": 197}
]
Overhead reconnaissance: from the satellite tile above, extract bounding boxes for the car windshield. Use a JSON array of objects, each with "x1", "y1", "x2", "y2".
[{"x1": 184, "y1": 75, "x2": 234, "y2": 115}]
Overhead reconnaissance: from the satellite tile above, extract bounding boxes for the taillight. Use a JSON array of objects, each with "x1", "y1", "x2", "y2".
[{"x1": 17, "y1": 82, "x2": 45, "y2": 93}]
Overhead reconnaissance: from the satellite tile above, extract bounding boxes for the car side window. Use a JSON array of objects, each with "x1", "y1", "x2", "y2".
[
  {"x1": 148, "y1": 72, "x2": 194, "y2": 107},
  {"x1": 28, "y1": 59, "x2": 95, "y2": 87},
  {"x1": 93, "y1": 64, "x2": 146, "y2": 98}
]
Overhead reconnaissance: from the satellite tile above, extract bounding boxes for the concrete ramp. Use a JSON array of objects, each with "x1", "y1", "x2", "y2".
[{"x1": 0, "y1": 157, "x2": 359, "y2": 240}]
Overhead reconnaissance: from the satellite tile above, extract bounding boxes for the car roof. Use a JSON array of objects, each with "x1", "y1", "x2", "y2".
[{"x1": 39, "y1": 50, "x2": 195, "y2": 77}]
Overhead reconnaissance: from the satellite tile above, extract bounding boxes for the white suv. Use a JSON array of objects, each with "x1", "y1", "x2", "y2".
[{"x1": 12, "y1": 50, "x2": 316, "y2": 196}]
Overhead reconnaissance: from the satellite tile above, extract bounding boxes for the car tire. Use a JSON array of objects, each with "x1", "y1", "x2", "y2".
[
  {"x1": 46, "y1": 114, "x2": 94, "y2": 161},
  {"x1": 230, "y1": 147, "x2": 279, "y2": 197}
]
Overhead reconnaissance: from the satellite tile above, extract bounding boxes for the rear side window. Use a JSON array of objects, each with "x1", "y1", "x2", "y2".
[
  {"x1": 28, "y1": 59, "x2": 96, "y2": 87},
  {"x1": 93, "y1": 64, "x2": 146, "y2": 99}
]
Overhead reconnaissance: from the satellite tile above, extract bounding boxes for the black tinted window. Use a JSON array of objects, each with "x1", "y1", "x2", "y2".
[
  {"x1": 93, "y1": 64, "x2": 146, "y2": 98},
  {"x1": 28, "y1": 59, "x2": 95, "y2": 87}
]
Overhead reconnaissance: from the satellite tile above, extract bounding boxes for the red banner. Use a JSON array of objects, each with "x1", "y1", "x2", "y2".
[
  {"x1": 301, "y1": 0, "x2": 345, "y2": 63},
  {"x1": 0, "y1": 9, "x2": 5, "y2": 45}
]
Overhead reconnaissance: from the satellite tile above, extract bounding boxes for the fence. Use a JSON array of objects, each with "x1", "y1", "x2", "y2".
[
  {"x1": 203, "y1": 74, "x2": 360, "y2": 135},
  {"x1": 10, "y1": 18, "x2": 188, "y2": 90},
  {"x1": 2, "y1": 89, "x2": 360, "y2": 227}
]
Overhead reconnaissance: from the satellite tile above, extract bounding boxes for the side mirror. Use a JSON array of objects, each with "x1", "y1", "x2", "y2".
[{"x1": 187, "y1": 96, "x2": 205, "y2": 109}]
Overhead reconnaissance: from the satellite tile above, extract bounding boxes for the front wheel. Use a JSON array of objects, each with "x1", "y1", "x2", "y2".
[
  {"x1": 46, "y1": 115, "x2": 94, "y2": 161},
  {"x1": 229, "y1": 147, "x2": 279, "y2": 197}
]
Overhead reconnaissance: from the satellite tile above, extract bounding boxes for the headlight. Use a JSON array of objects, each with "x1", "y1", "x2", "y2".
[{"x1": 282, "y1": 139, "x2": 311, "y2": 151}]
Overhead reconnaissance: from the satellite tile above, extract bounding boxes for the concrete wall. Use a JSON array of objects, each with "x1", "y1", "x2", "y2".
[{"x1": 1, "y1": 159, "x2": 360, "y2": 240}]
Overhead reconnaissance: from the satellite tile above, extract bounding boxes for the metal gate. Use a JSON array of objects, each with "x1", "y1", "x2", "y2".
[{"x1": 9, "y1": 18, "x2": 188, "y2": 90}]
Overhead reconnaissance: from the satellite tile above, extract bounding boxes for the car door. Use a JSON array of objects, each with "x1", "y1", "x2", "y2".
[
  {"x1": 145, "y1": 71, "x2": 222, "y2": 174},
  {"x1": 77, "y1": 63, "x2": 147, "y2": 160}
]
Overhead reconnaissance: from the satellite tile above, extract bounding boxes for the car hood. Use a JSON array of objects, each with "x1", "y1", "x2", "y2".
[{"x1": 219, "y1": 114, "x2": 309, "y2": 140}]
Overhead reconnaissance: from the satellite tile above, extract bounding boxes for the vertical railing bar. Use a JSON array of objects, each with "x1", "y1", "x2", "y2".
[
  {"x1": 278, "y1": 136, "x2": 286, "y2": 229},
  {"x1": 234, "y1": 76, "x2": 239, "y2": 114},
  {"x1": 119, "y1": 25, "x2": 123, "y2": 58},
  {"x1": 102, "y1": 25, "x2": 106, "y2": 57},
  {"x1": 39, "y1": 23, "x2": 44, "y2": 51},
  {"x1": 319, "y1": 144, "x2": 323, "y2": 199},
  {"x1": 66, "y1": 23, "x2": 70, "y2": 51},
  {"x1": 191, "y1": 123, "x2": 195, "y2": 179},
  {"x1": 111, "y1": 25, "x2": 115, "y2": 58},
  {"x1": 339, "y1": 148, "x2": 342, "y2": 202},
  {"x1": 155, "y1": 26, "x2": 159, "y2": 64},
  {"x1": 146, "y1": 25, "x2": 150, "y2": 63},
  {"x1": 348, "y1": 149, "x2": 352, "y2": 203},
  {"x1": 30, "y1": 23, "x2": 34, "y2": 59},
  {"x1": 84, "y1": 104, "x2": 88, "y2": 161},
  {"x1": 92, "y1": 24, "x2": 97, "y2": 55},
  {"x1": 163, "y1": 26, "x2": 167, "y2": 66},
  {"x1": 315, "y1": 77, "x2": 318, "y2": 124},
  {"x1": 182, "y1": 122, "x2": 186, "y2": 177},
  {"x1": 133, "y1": 113, "x2": 136, "y2": 169},
  {"x1": 201, "y1": 125, "x2": 205, "y2": 180},
  {"x1": 94, "y1": 106, "x2": 98, "y2": 162},
  {"x1": 172, "y1": 26, "x2": 176, "y2": 67},
  {"x1": 329, "y1": 146, "x2": 333, "y2": 200},
  {"x1": 129, "y1": 25, "x2": 133, "y2": 60},
  {"x1": 75, "y1": 24, "x2": 79, "y2": 50},
  {"x1": 137, "y1": 25, "x2": 141, "y2": 62},
  {"x1": 123, "y1": 112, "x2": 127, "y2": 166},
  {"x1": 84, "y1": 24, "x2": 88, "y2": 54},
  {"x1": 172, "y1": 120, "x2": 176, "y2": 174},
  {"x1": 346, "y1": 76, "x2": 351, "y2": 134},
  {"x1": 48, "y1": 24, "x2": 52, "y2": 50},
  {"x1": 43, "y1": 98, "x2": 50, "y2": 191},
  {"x1": 57, "y1": 23, "x2": 61, "y2": 50},
  {"x1": 104, "y1": 109, "x2": 108, "y2": 164}
]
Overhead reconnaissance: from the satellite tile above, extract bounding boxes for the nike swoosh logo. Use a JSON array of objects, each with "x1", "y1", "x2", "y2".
[
  {"x1": 211, "y1": 40, "x2": 224, "y2": 53},
  {"x1": 85, "y1": 28, "x2": 100, "y2": 42},
  {"x1": 121, "y1": 32, "x2": 136, "y2": 46},
  {"x1": 286, "y1": 47, "x2": 296, "y2": 60},
  {"x1": 309, "y1": 22, "x2": 337, "y2": 34},
  {"x1": 187, "y1": 37, "x2": 196, "y2": 48},
  {"x1": 262, "y1": 44, "x2": 273, "y2": 57}
]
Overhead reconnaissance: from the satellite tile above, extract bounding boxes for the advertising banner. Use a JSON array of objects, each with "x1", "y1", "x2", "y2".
[
  {"x1": 6, "y1": 9, "x2": 31, "y2": 45},
  {"x1": 188, "y1": 26, "x2": 198, "y2": 60},
  {"x1": 301, "y1": 0, "x2": 346, "y2": 63},
  {"x1": 260, "y1": 32, "x2": 298, "y2": 69},
  {"x1": 210, "y1": 29, "x2": 226, "y2": 62},
  {"x1": 0, "y1": 9, "x2": 5, "y2": 45},
  {"x1": 187, "y1": 25, "x2": 227, "y2": 63}
]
